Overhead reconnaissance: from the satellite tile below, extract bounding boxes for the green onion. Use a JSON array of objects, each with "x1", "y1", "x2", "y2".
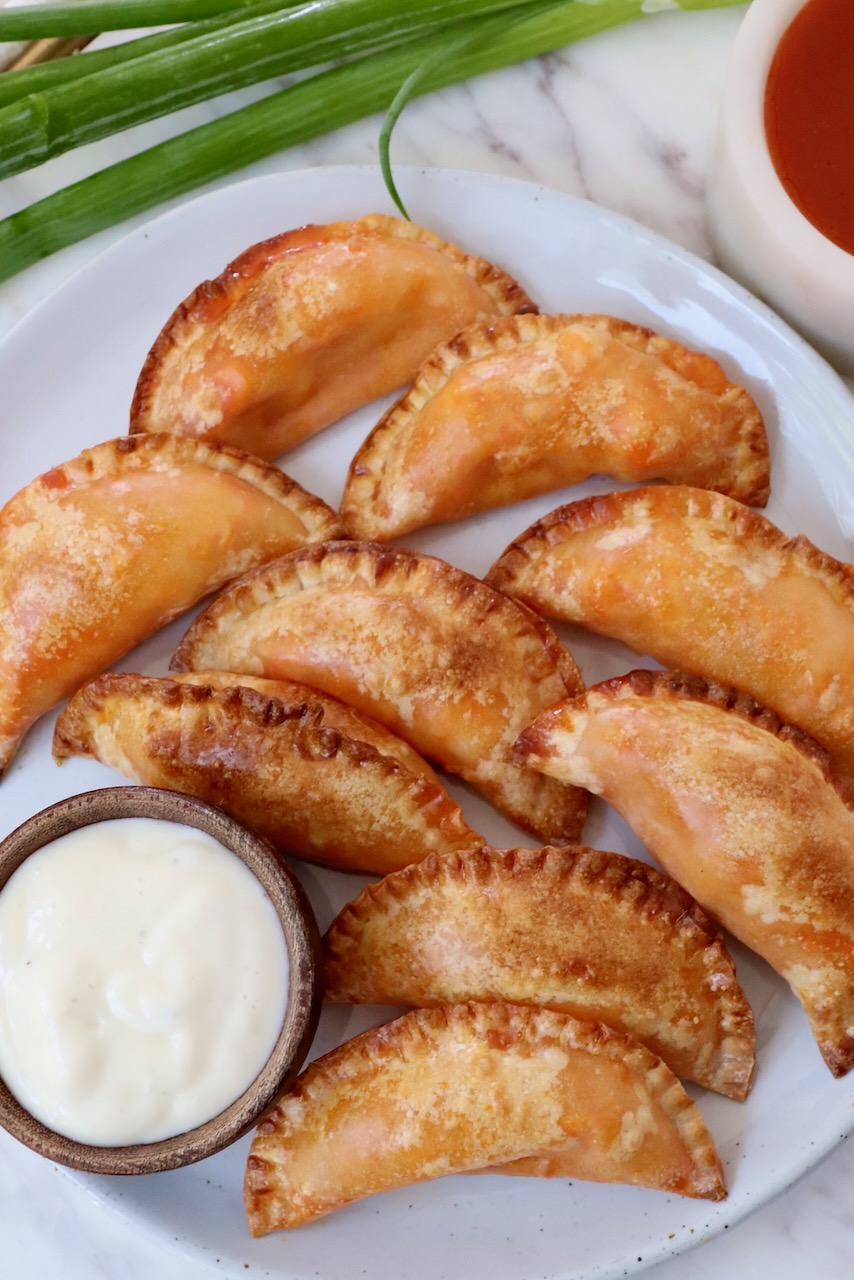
[
  {"x1": 0, "y1": 0, "x2": 748, "y2": 284},
  {"x1": 0, "y1": 0, "x2": 293, "y2": 110},
  {"x1": 0, "y1": 32, "x2": 197, "y2": 112},
  {"x1": 379, "y1": 3, "x2": 550, "y2": 221},
  {"x1": 0, "y1": 0, "x2": 544, "y2": 179},
  {"x1": 379, "y1": 51, "x2": 451, "y2": 222},
  {"x1": 0, "y1": 0, "x2": 282, "y2": 40}
]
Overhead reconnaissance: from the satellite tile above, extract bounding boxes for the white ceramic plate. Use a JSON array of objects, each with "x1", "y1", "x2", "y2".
[{"x1": 1, "y1": 166, "x2": 854, "y2": 1280}]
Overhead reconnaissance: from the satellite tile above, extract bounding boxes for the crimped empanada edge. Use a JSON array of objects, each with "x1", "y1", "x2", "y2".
[
  {"x1": 130, "y1": 214, "x2": 537, "y2": 434},
  {"x1": 341, "y1": 313, "x2": 566, "y2": 525},
  {"x1": 53, "y1": 673, "x2": 483, "y2": 857},
  {"x1": 169, "y1": 542, "x2": 587, "y2": 840},
  {"x1": 53, "y1": 670, "x2": 429, "y2": 774},
  {"x1": 560, "y1": 669, "x2": 837, "y2": 786},
  {"x1": 172, "y1": 540, "x2": 584, "y2": 700},
  {"x1": 343, "y1": 317, "x2": 769, "y2": 530},
  {"x1": 325, "y1": 843, "x2": 730, "y2": 956},
  {"x1": 323, "y1": 844, "x2": 755, "y2": 1099},
  {"x1": 12, "y1": 433, "x2": 345, "y2": 540},
  {"x1": 470, "y1": 763, "x2": 588, "y2": 845},
  {"x1": 244, "y1": 1001, "x2": 725, "y2": 1234},
  {"x1": 487, "y1": 485, "x2": 854, "y2": 609}
]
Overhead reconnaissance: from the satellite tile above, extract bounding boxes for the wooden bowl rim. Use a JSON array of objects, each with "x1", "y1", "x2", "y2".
[{"x1": 0, "y1": 786, "x2": 321, "y2": 1175}]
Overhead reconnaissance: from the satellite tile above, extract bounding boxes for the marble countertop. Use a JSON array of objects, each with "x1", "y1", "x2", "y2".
[{"x1": 2, "y1": 5, "x2": 854, "y2": 1278}]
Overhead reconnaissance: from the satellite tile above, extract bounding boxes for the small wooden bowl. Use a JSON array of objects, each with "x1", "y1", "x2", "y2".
[{"x1": 0, "y1": 786, "x2": 321, "y2": 1175}]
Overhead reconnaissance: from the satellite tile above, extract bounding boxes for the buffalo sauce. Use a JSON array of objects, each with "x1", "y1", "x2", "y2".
[{"x1": 764, "y1": 0, "x2": 854, "y2": 256}]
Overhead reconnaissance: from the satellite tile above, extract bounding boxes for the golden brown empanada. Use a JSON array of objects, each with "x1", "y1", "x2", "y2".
[
  {"x1": 52, "y1": 672, "x2": 483, "y2": 874},
  {"x1": 323, "y1": 844, "x2": 755, "y2": 1099},
  {"x1": 172, "y1": 542, "x2": 587, "y2": 841},
  {"x1": 245, "y1": 1001, "x2": 725, "y2": 1233},
  {"x1": 0, "y1": 435, "x2": 344, "y2": 776},
  {"x1": 515, "y1": 669, "x2": 854, "y2": 1077},
  {"x1": 130, "y1": 215, "x2": 536, "y2": 459},
  {"x1": 488, "y1": 486, "x2": 854, "y2": 789},
  {"x1": 342, "y1": 314, "x2": 769, "y2": 538},
  {"x1": 166, "y1": 671, "x2": 444, "y2": 783}
]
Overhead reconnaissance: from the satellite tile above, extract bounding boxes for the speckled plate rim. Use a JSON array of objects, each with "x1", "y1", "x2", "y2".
[{"x1": 0, "y1": 163, "x2": 853, "y2": 1280}]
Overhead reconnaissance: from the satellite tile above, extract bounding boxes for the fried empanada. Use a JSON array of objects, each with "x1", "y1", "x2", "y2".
[
  {"x1": 488, "y1": 486, "x2": 854, "y2": 788},
  {"x1": 52, "y1": 672, "x2": 483, "y2": 874},
  {"x1": 130, "y1": 215, "x2": 536, "y2": 459},
  {"x1": 323, "y1": 844, "x2": 754, "y2": 1099},
  {"x1": 0, "y1": 435, "x2": 344, "y2": 775},
  {"x1": 245, "y1": 1001, "x2": 725, "y2": 1233},
  {"x1": 342, "y1": 314, "x2": 769, "y2": 538},
  {"x1": 172, "y1": 542, "x2": 587, "y2": 841},
  {"x1": 515, "y1": 670, "x2": 854, "y2": 1077},
  {"x1": 170, "y1": 671, "x2": 441, "y2": 781}
]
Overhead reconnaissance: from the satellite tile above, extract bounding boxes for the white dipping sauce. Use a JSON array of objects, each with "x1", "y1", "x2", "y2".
[{"x1": 0, "y1": 818, "x2": 289, "y2": 1146}]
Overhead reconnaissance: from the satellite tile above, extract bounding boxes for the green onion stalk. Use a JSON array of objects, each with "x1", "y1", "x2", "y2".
[
  {"x1": 0, "y1": 0, "x2": 748, "y2": 284},
  {"x1": 0, "y1": 0, "x2": 555, "y2": 178},
  {"x1": 0, "y1": 0, "x2": 309, "y2": 110},
  {"x1": 0, "y1": 0, "x2": 286, "y2": 39}
]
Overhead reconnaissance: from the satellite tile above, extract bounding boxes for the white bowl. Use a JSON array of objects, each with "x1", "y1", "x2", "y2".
[{"x1": 707, "y1": 0, "x2": 854, "y2": 373}]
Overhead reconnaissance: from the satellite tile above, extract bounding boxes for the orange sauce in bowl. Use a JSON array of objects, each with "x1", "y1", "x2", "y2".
[{"x1": 764, "y1": 0, "x2": 854, "y2": 256}]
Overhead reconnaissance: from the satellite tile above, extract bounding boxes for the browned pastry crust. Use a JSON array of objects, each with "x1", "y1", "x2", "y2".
[
  {"x1": 322, "y1": 844, "x2": 755, "y2": 1099},
  {"x1": 515, "y1": 669, "x2": 854, "y2": 1077},
  {"x1": 245, "y1": 1001, "x2": 726, "y2": 1234},
  {"x1": 0, "y1": 435, "x2": 344, "y2": 776},
  {"x1": 172, "y1": 541, "x2": 587, "y2": 842},
  {"x1": 488, "y1": 485, "x2": 854, "y2": 789},
  {"x1": 130, "y1": 214, "x2": 537, "y2": 459},
  {"x1": 53, "y1": 672, "x2": 483, "y2": 874},
  {"x1": 171, "y1": 670, "x2": 443, "y2": 779},
  {"x1": 342, "y1": 314, "x2": 769, "y2": 538}
]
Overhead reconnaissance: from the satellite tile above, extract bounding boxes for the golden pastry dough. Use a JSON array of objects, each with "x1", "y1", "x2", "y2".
[
  {"x1": 172, "y1": 542, "x2": 587, "y2": 842},
  {"x1": 53, "y1": 672, "x2": 483, "y2": 874},
  {"x1": 0, "y1": 435, "x2": 343, "y2": 776},
  {"x1": 101, "y1": 669, "x2": 442, "y2": 783},
  {"x1": 515, "y1": 669, "x2": 854, "y2": 1077},
  {"x1": 342, "y1": 314, "x2": 769, "y2": 538},
  {"x1": 323, "y1": 844, "x2": 755, "y2": 1099},
  {"x1": 245, "y1": 1001, "x2": 726, "y2": 1234},
  {"x1": 488, "y1": 485, "x2": 854, "y2": 790},
  {"x1": 130, "y1": 214, "x2": 536, "y2": 459}
]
